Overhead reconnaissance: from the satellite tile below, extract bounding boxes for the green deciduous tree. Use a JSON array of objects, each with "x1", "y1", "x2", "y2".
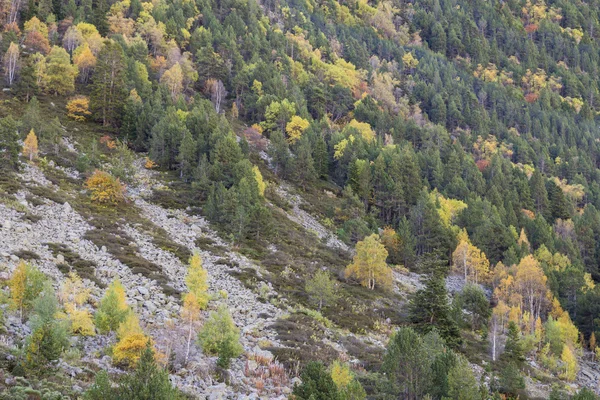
[{"x1": 305, "y1": 270, "x2": 339, "y2": 310}]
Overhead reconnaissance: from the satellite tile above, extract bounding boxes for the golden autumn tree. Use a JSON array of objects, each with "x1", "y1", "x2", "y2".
[
  {"x1": 253, "y1": 165, "x2": 266, "y2": 197},
  {"x1": 345, "y1": 119, "x2": 375, "y2": 142},
  {"x1": 514, "y1": 255, "x2": 549, "y2": 332},
  {"x1": 59, "y1": 272, "x2": 95, "y2": 336},
  {"x1": 8, "y1": 260, "x2": 46, "y2": 321},
  {"x1": 66, "y1": 96, "x2": 92, "y2": 121},
  {"x1": 345, "y1": 234, "x2": 392, "y2": 290},
  {"x1": 181, "y1": 292, "x2": 201, "y2": 365},
  {"x1": 3, "y1": 42, "x2": 19, "y2": 86},
  {"x1": 113, "y1": 311, "x2": 151, "y2": 367},
  {"x1": 179, "y1": 237, "x2": 210, "y2": 366},
  {"x1": 85, "y1": 170, "x2": 126, "y2": 204},
  {"x1": 185, "y1": 251, "x2": 209, "y2": 308},
  {"x1": 560, "y1": 344, "x2": 578, "y2": 381},
  {"x1": 285, "y1": 115, "x2": 310, "y2": 144},
  {"x1": 452, "y1": 234, "x2": 490, "y2": 284},
  {"x1": 73, "y1": 44, "x2": 96, "y2": 83},
  {"x1": 23, "y1": 129, "x2": 39, "y2": 162},
  {"x1": 160, "y1": 62, "x2": 183, "y2": 100}
]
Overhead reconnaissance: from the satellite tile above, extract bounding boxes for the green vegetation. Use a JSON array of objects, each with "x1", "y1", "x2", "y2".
[{"x1": 3, "y1": 0, "x2": 600, "y2": 395}]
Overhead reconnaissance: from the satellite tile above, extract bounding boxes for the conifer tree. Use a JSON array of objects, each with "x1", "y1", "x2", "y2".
[
  {"x1": 409, "y1": 272, "x2": 462, "y2": 347},
  {"x1": 0, "y1": 116, "x2": 20, "y2": 170},
  {"x1": 91, "y1": 40, "x2": 127, "y2": 126}
]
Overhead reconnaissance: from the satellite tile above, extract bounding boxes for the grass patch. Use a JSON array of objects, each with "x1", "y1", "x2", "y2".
[
  {"x1": 12, "y1": 250, "x2": 40, "y2": 261},
  {"x1": 26, "y1": 184, "x2": 68, "y2": 204},
  {"x1": 268, "y1": 313, "x2": 338, "y2": 370},
  {"x1": 45, "y1": 242, "x2": 105, "y2": 288}
]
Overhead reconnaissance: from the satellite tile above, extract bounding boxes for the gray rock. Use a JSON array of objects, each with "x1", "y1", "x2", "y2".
[
  {"x1": 207, "y1": 384, "x2": 228, "y2": 400},
  {"x1": 63, "y1": 202, "x2": 72, "y2": 213},
  {"x1": 144, "y1": 300, "x2": 157, "y2": 313},
  {"x1": 56, "y1": 254, "x2": 65, "y2": 264},
  {"x1": 138, "y1": 286, "x2": 150, "y2": 296}
]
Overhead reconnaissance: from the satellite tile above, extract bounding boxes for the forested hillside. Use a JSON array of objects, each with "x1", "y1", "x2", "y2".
[{"x1": 2, "y1": 0, "x2": 600, "y2": 397}]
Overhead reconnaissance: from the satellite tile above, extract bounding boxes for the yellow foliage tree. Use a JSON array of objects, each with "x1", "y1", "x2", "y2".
[
  {"x1": 113, "y1": 332, "x2": 151, "y2": 367},
  {"x1": 73, "y1": 43, "x2": 96, "y2": 82},
  {"x1": 514, "y1": 255, "x2": 549, "y2": 332},
  {"x1": 285, "y1": 115, "x2": 310, "y2": 144},
  {"x1": 181, "y1": 292, "x2": 201, "y2": 365},
  {"x1": 23, "y1": 129, "x2": 39, "y2": 162},
  {"x1": 113, "y1": 311, "x2": 150, "y2": 366},
  {"x1": 253, "y1": 166, "x2": 266, "y2": 197},
  {"x1": 345, "y1": 119, "x2": 375, "y2": 142},
  {"x1": 66, "y1": 96, "x2": 91, "y2": 121},
  {"x1": 160, "y1": 62, "x2": 183, "y2": 100},
  {"x1": 452, "y1": 238, "x2": 490, "y2": 284},
  {"x1": 331, "y1": 360, "x2": 353, "y2": 389},
  {"x1": 560, "y1": 344, "x2": 578, "y2": 381},
  {"x1": 85, "y1": 170, "x2": 126, "y2": 204},
  {"x1": 8, "y1": 260, "x2": 46, "y2": 321},
  {"x1": 185, "y1": 251, "x2": 209, "y2": 309},
  {"x1": 59, "y1": 272, "x2": 95, "y2": 336},
  {"x1": 345, "y1": 234, "x2": 392, "y2": 290},
  {"x1": 402, "y1": 52, "x2": 419, "y2": 70}
]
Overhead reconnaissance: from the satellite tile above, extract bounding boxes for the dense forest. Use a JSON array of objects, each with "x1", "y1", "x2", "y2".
[{"x1": 3, "y1": 0, "x2": 600, "y2": 397}]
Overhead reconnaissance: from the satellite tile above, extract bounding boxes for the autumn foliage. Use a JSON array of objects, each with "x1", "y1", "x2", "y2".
[
  {"x1": 23, "y1": 129, "x2": 39, "y2": 162},
  {"x1": 345, "y1": 234, "x2": 392, "y2": 290},
  {"x1": 85, "y1": 170, "x2": 126, "y2": 204},
  {"x1": 66, "y1": 96, "x2": 92, "y2": 121}
]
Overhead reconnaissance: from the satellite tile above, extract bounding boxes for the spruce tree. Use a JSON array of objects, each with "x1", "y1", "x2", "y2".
[
  {"x1": 91, "y1": 40, "x2": 127, "y2": 127},
  {"x1": 409, "y1": 270, "x2": 462, "y2": 347}
]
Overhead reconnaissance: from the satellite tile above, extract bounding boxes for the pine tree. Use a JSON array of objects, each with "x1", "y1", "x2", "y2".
[
  {"x1": 382, "y1": 327, "x2": 431, "y2": 400},
  {"x1": 409, "y1": 272, "x2": 462, "y2": 347},
  {"x1": 91, "y1": 40, "x2": 127, "y2": 126},
  {"x1": 0, "y1": 116, "x2": 20, "y2": 170},
  {"x1": 502, "y1": 321, "x2": 524, "y2": 366},
  {"x1": 292, "y1": 361, "x2": 341, "y2": 400},
  {"x1": 25, "y1": 283, "x2": 69, "y2": 368},
  {"x1": 293, "y1": 135, "x2": 317, "y2": 190}
]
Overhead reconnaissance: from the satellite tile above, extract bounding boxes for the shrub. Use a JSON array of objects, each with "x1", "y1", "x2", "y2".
[
  {"x1": 198, "y1": 305, "x2": 243, "y2": 366},
  {"x1": 85, "y1": 170, "x2": 126, "y2": 204}
]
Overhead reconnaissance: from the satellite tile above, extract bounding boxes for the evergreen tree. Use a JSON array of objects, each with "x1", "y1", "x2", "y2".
[
  {"x1": 409, "y1": 271, "x2": 462, "y2": 347},
  {"x1": 91, "y1": 40, "x2": 127, "y2": 127},
  {"x1": 292, "y1": 361, "x2": 341, "y2": 400},
  {"x1": 0, "y1": 116, "x2": 20, "y2": 170}
]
